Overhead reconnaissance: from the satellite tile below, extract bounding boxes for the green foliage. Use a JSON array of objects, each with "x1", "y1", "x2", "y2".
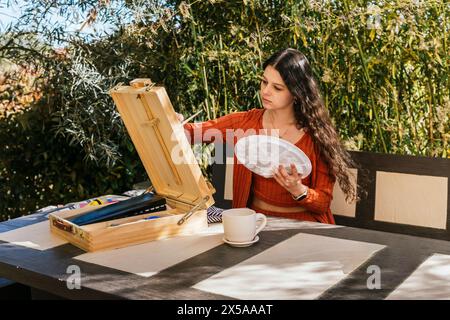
[
  {"x1": 160, "y1": 0, "x2": 449, "y2": 157},
  {"x1": 0, "y1": 106, "x2": 146, "y2": 221},
  {"x1": 0, "y1": 0, "x2": 448, "y2": 220}
]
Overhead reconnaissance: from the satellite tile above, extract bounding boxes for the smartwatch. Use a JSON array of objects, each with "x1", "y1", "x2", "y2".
[{"x1": 292, "y1": 188, "x2": 308, "y2": 201}]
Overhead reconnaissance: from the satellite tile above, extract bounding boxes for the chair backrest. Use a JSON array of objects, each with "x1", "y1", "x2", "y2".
[{"x1": 210, "y1": 144, "x2": 450, "y2": 241}]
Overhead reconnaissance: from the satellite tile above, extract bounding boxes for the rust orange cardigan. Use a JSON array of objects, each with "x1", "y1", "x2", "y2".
[{"x1": 183, "y1": 108, "x2": 336, "y2": 224}]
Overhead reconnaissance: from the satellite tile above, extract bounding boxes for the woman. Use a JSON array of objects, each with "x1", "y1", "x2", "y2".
[{"x1": 180, "y1": 48, "x2": 357, "y2": 224}]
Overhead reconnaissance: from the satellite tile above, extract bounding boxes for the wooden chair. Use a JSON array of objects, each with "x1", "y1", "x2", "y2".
[{"x1": 210, "y1": 143, "x2": 450, "y2": 241}]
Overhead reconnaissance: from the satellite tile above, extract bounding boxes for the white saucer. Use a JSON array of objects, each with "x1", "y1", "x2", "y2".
[{"x1": 222, "y1": 235, "x2": 260, "y2": 247}]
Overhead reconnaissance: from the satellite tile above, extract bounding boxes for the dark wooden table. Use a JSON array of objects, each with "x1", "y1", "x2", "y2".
[{"x1": 1, "y1": 212, "x2": 449, "y2": 300}]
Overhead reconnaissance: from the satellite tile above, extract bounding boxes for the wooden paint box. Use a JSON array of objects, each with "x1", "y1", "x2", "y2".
[{"x1": 49, "y1": 78, "x2": 215, "y2": 252}]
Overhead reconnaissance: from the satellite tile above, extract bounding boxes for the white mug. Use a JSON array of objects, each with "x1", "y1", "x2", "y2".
[{"x1": 222, "y1": 208, "x2": 267, "y2": 243}]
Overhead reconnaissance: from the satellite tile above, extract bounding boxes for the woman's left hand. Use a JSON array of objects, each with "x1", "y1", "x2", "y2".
[{"x1": 273, "y1": 164, "x2": 308, "y2": 197}]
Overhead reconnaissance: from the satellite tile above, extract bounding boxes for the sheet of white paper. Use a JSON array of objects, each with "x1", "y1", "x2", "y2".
[
  {"x1": 387, "y1": 253, "x2": 450, "y2": 300},
  {"x1": 194, "y1": 233, "x2": 384, "y2": 300},
  {"x1": 0, "y1": 221, "x2": 68, "y2": 250},
  {"x1": 74, "y1": 223, "x2": 225, "y2": 277}
]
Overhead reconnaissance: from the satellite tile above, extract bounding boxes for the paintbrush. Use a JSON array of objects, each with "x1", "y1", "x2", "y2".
[{"x1": 181, "y1": 109, "x2": 204, "y2": 125}]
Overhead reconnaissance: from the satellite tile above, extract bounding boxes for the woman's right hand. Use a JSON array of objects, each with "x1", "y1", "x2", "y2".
[{"x1": 175, "y1": 112, "x2": 185, "y2": 123}]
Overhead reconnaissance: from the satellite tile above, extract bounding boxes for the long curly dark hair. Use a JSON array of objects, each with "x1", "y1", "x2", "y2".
[{"x1": 263, "y1": 48, "x2": 358, "y2": 202}]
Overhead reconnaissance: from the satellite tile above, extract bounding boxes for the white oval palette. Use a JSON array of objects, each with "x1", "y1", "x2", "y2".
[{"x1": 235, "y1": 135, "x2": 312, "y2": 179}]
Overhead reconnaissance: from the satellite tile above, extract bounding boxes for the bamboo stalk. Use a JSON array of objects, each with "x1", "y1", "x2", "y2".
[
  {"x1": 218, "y1": 34, "x2": 228, "y2": 115},
  {"x1": 343, "y1": 0, "x2": 388, "y2": 153},
  {"x1": 427, "y1": 79, "x2": 435, "y2": 152}
]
